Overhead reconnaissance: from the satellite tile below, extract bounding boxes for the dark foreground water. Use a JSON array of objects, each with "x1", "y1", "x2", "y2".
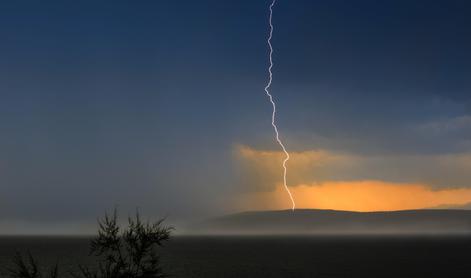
[{"x1": 0, "y1": 236, "x2": 470, "y2": 278}]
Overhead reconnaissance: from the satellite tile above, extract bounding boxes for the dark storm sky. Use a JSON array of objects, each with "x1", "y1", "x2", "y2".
[{"x1": 2, "y1": 0, "x2": 471, "y2": 233}]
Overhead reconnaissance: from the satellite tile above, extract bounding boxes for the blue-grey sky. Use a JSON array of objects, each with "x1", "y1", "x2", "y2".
[{"x1": 2, "y1": 0, "x2": 471, "y2": 233}]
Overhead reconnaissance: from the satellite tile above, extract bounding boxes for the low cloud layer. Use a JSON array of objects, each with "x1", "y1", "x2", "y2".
[
  {"x1": 235, "y1": 145, "x2": 471, "y2": 211},
  {"x1": 236, "y1": 145, "x2": 471, "y2": 189}
]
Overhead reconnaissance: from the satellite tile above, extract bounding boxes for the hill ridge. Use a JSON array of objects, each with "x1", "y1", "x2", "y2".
[{"x1": 187, "y1": 209, "x2": 471, "y2": 235}]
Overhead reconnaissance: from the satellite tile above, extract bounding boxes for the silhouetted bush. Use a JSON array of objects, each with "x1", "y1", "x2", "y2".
[
  {"x1": 77, "y1": 210, "x2": 173, "y2": 278},
  {"x1": 7, "y1": 252, "x2": 58, "y2": 278},
  {"x1": 8, "y1": 210, "x2": 173, "y2": 278}
]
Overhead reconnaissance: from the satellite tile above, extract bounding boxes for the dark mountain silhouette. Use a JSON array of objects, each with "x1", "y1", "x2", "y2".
[{"x1": 188, "y1": 209, "x2": 471, "y2": 235}]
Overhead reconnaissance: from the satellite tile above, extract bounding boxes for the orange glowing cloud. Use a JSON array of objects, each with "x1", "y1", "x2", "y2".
[
  {"x1": 235, "y1": 145, "x2": 352, "y2": 191},
  {"x1": 234, "y1": 145, "x2": 471, "y2": 211},
  {"x1": 237, "y1": 181, "x2": 471, "y2": 212}
]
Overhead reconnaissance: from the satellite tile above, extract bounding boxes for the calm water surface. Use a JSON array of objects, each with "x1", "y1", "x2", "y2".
[{"x1": 0, "y1": 236, "x2": 470, "y2": 278}]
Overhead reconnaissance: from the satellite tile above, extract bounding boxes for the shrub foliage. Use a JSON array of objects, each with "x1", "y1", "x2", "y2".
[{"x1": 9, "y1": 210, "x2": 173, "y2": 278}]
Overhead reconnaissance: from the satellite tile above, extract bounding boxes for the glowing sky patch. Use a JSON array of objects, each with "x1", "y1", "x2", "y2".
[
  {"x1": 235, "y1": 145, "x2": 471, "y2": 211},
  {"x1": 238, "y1": 181, "x2": 471, "y2": 212}
]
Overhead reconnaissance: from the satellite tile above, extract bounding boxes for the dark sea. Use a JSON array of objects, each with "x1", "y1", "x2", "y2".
[{"x1": 1, "y1": 236, "x2": 470, "y2": 278}]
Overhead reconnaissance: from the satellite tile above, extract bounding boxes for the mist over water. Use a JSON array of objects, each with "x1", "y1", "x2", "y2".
[{"x1": 185, "y1": 209, "x2": 471, "y2": 236}]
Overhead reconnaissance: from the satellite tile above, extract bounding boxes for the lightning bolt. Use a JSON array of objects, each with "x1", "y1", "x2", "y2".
[{"x1": 264, "y1": 0, "x2": 295, "y2": 211}]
